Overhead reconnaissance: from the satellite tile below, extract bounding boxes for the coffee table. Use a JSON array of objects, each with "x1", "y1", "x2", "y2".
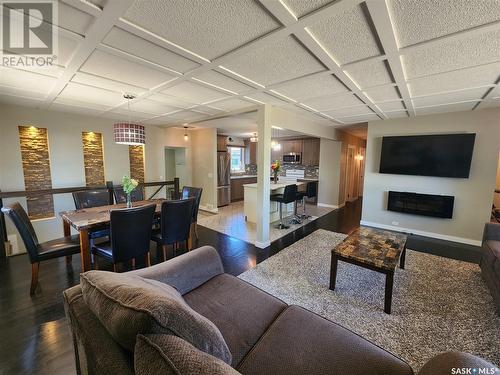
[{"x1": 329, "y1": 226, "x2": 408, "y2": 314}]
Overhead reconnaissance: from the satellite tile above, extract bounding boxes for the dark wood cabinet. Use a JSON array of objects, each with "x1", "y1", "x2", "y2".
[
  {"x1": 230, "y1": 177, "x2": 257, "y2": 202},
  {"x1": 217, "y1": 135, "x2": 228, "y2": 152},
  {"x1": 302, "y1": 138, "x2": 320, "y2": 166}
]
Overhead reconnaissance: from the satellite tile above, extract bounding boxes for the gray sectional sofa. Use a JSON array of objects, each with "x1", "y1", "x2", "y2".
[
  {"x1": 63, "y1": 246, "x2": 497, "y2": 375},
  {"x1": 481, "y1": 222, "x2": 500, "y2": 313}
]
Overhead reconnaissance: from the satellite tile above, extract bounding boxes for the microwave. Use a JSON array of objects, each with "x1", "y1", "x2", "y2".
[{"x1": 283, "y1": 153, "x2": 301, "y2": 164}]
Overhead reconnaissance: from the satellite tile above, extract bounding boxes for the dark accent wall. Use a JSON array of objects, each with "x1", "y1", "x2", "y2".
[{"x1": 18, "y1": 126, "x2": 54, "y2": 219}]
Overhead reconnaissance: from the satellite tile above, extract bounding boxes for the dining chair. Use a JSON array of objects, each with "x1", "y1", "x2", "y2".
[
  {"x1": 151, "y1": 198, "x2": 195, "y2": 260},
  {"x1": 91, "y1": 204, "x2": 156, "y2": 272},
  {"x1": 181, "y1": 186, "x2": 203, "y2": 240},
  {"x1": 270, "y1": 184, "x2": 298, "y2": 229},
  {"x1": 1, "y1": 202, "x2": 81, "y2": 295},
  {"x1": 72, "y1": 189, "x2": 111, "y2": 209},
  {"x1": 113, "y1": 186, "x2": 144, "y2": 204}
]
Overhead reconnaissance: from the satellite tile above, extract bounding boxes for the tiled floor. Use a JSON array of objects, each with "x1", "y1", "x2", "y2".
[{"x1": 198, "y1": 201, "x2": 334, "y2": 245}]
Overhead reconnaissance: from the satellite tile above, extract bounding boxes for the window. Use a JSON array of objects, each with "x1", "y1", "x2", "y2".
[{"x1": 229, "y1": 146, "x2": 245, "y2": 172}]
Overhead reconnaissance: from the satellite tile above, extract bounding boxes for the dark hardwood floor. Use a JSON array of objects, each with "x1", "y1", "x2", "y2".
[{"x1": 0, "y1": 199, "x2": 481, "y2": 374}]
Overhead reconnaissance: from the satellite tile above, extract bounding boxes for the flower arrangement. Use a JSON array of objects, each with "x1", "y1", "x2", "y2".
[
  {"x1": 271, "y1": 160, "x2": 281, "y2": 183},
  {"x1": 122, "y1": 175, "x2": 138, "y2": 207}
]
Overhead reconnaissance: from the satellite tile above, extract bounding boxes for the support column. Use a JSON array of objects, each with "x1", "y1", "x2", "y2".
[{"x1": 255, "y1": 105, "x2": 272, "y2": 248}]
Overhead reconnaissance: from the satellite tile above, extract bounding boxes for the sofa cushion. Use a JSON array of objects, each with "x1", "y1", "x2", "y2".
[
  {"x1": 236, "y1": 305, "x2": 413, "y2": 375},
  {"x1": 484, "y1": 241, "x2": 500, "y2": 262},
  {"x1": 417, "y1": 351, "x2": 498, "y2": 375},
  {"x1": 135, "y1": 334, "x2": 241, "y2": 375},
  {"x1": 80, "y1": 271, "x2": 231, "y2": 364},
  {"x1": 183, "y1": 274, "x2": 287, "y2": 367}
]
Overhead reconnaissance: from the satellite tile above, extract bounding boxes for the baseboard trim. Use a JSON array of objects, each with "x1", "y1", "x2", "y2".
[
  {"x1": 359, "y1": 220, "x2": 482, "y2": 247},
  {"x1": 317, "y1": 203, "x2": 340, "y2": 209},
  {"x1": 255, "y1": 240, "x2": 271, "y2": 249},
  {"x1": 200, "y1": 205, "x2": 218, "y2": 213}
]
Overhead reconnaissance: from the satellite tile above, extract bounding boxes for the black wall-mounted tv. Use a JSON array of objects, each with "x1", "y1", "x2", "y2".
[{"x1": 379, "y1": 133, "x2": 476, "y2": 178}]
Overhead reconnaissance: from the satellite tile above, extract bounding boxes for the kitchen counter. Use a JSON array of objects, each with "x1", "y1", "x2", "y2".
[
  {"x1": 230, "y1": 175, "x2": 257, "y2": 180},
  {"x1": 243, "y1": 181, "x2": 307, "y2": 190}
]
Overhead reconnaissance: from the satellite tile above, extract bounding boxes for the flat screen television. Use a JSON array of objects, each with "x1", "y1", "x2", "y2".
[{"x1": 379, "y1": 133, "x2": 476, "y2": 178}]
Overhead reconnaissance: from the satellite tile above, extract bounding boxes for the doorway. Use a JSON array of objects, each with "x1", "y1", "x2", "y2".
[
  {"x1": 345, "y1": 145, "x2": 357, "y2": 202},
  {"x1": 165, "y1": 147, "x2": 188, "y2": 194},
  {"x1": 492, "y1": 152, "x2": 500, "y2": 223}
]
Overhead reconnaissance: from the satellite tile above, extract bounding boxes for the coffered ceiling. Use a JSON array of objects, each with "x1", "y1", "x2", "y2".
[{"x1": 0, "y1": 0, "x2": 499, "y2": 127}]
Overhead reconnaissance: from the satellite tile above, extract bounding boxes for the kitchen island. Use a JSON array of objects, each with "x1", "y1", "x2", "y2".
[{"x1": 243, "y1": 181, "x2": 308, "y2": 224}]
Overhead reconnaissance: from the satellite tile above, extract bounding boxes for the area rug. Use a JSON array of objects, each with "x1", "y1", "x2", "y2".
[{"x1": 238, "y1": 229, "x2": 500, "y2": 371}]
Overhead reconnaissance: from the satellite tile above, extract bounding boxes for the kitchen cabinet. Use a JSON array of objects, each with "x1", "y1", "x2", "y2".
[
  {"x1": 302, "y1": 138, "x2": 320, "y2": 166},
  {"x1": 282, "y1": 139, "x2": 303, "y2": 155},
  {"x1": 217, "y1": 135, "x2": 228, "y2": 152},
  {"x1": 245, "y1": 141, "x2": 257, "y2": 164},
  {"x1": 231, "y1": 176, "x2": 257, "y2": 202}
]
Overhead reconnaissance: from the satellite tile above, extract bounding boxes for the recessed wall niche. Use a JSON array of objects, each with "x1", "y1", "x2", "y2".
[
  {"x1": 82, "y1": 131, "x2": 105, "y2": 186},
  {"x1": 129, "y1": 145, "x2": 145, "y2": 183},
  {"x1": 18, "y1": 126, "x2": 54, "y2": 219}
]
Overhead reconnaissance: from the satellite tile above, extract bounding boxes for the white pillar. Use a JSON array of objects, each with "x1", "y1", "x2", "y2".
[{"x1": 255, "y1": 105, "x2": 271, "y2": 248}]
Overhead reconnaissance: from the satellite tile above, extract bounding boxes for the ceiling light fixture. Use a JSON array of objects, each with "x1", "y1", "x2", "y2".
[
  {"x1": 183, "y1": 125, "x2": 189, "y2": 141},
  {"x1": 113, "y1": 94, "x2": 145, "y2": 145},
  {"x1": 250, "y1": 133, "x2": 258, "y2": 143}
]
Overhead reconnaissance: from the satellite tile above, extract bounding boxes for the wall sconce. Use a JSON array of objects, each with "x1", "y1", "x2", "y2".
[
  {"x1": 250, "y1": 133, "x2": 258, "y2": 143},
  {"x1": 355, "y1": 154, "x2": 364, "y2": 161}
]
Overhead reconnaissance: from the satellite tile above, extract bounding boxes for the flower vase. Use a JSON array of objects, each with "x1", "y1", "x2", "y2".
[
  {"x1": 126, "y1": 193, "x2": 132, "y2": 208},
  {"x1": 273, "y1": 171, "x2": 278, "y2": 184}
]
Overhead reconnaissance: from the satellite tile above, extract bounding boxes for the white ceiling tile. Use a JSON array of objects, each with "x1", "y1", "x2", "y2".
[
  {"x1": 50, "y1": 102, "x2": 112, "y2": 117},
  {"x1": 102, "y1": 27, "x2": 199, "y2": 73},
  {"x1": 148, "y1": 93, "x2": 193, "y2": 109},
  {"x1": 412, "y1": 87, "x2": 489, "y2": 107},
  {"x1": 207, "y1": 98, "x2": 254, "y2": 111},
  {"x1": 0, "y1": 67, "x2": 56, "y2": 94},
  {"x1": 124, "y1": 0, "x2": 280, "y2": 60},
  {"x1": 302, "y1": 93, "x2": 364, "y2": 111},
  {"x1": 307, "y1": 3, "x2": 382, "y2": 64},
  {"x1": 189, "y1": 105, "x2": 224, "y2": 115},
  {"x1": 194, "y1": 71, "x2": 252, "y2": 94},
  {"x1": 166, "y1": 110, "x2": 208, "y2": 121},
  {"x1": 377, "y1": 100, "x2": 406, "y2": 111},
  {"x1": 143, "y1": 116, "x2": 176, "y2": 125},
  {"x1": 87, "y1": 0, "x2": 108, "y2": 10},
  {"x1": 275, "y1": 73, "x2": 348, "y2": 101},
  {"x1": 245, "y1": 92, "x2": 289, "y2": 106},
  {"x1": 407, "y1": 62, "x2": 500, "y2": 97},
  {"x1": 386, "y1": 110, "x2": 409, "y2": 119},
  {"x1": 80, "y1": 50, "x2": 176, "y2": 88},
  {"x1": 162, "y1": 81, "x2": 229, "y2": 104},
  {"x1": 364, "y1": 85, "x2": 401, "y2": 102},
  {"x1": 13, "y1": 63, "x2": 66, "y2": 79},
  {"x1": 344, "y1": 59, "x2": 393, "y2": 89},
  {"x1": 58, "y1": 2, "x2": 95, "y2": 36},
  {"x1": 129, "y1": 99, "x2": 181, "y2": 115},
  {"x1": 323, "y1": 105, "x2": 374, "y2": 118},
  {"x1": 57, "y1": 34, "x2": 80, "y2": 67},
  {"x1": 389, "y1": 0, "x2": 500, "y2": 47},
  {"x1": 0, "y1": 93, "x2": 45, "y2": 107},
  {"x1": 104, "y1": 108, "x2": 155, "y2": 121},
  {"x1": 57, "y1": 82, "x2": 125, "y2": 107},
  {"x1": 415, "y1": 101, "x2": 477, "y2": 115},
  {"x1": 481, "y1": 98, "x2": 500, "y2": 108},
  {"x1": 72, "y1": 72, "x2": 146, "y2": 95},
  {"x1": 223, "y1": 36, "x2": 325, "y2": 86},
  {"x1": 282, "y1": 0, "x2": 334, "y2": 18},
  {"x1": 52, "y1": 97, "x2": 110, "y2": 112},
  {"x1": 337, "y1": 113, "x2": 381, "y2": 123},
  {"x1": 489, "y1": 85, "x2": 500, "y2": 98},
  {"x1": 402, "y1": 29, "x2": 500, "y2": 79}
]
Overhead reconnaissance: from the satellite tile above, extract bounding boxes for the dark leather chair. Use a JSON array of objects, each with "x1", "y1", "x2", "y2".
[
  {"x1": 151, "y1": 198, "x2": 195, "y2": 260},
  {"x1": 296, "y1": 181, "x2": 318, "y2": 220},
  {"x1": 270, "y1": 184, "x2": 298, "y2": 229},
  {"x1": 113, "y1": 186, "x2": 144, "y2": 204},
  {"x1": 92, "y1": 204, "x2": 156, "y2": 272},
  {"x1": 72, "y1": 189, "x2": 111, "y2": 209},
  {"x1": 181, "y1": 186, "x2": 203, "y2": 240},
  {"x1": 1, "y1": 202, "x2": 81, "y2": 294}
]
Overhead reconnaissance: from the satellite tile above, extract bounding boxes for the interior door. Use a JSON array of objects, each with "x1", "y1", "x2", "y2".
[{"x1": 345, "y1": 145, "x2": 356, "y2": 202}]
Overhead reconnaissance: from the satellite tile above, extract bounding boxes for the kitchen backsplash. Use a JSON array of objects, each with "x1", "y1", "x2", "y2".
[{"x1": 245, "y1": 164, "x2": 319, "y2": 179}]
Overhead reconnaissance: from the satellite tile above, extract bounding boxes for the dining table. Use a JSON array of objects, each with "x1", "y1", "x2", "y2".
[{"x1": 60, "y1": 199, "x2": 166, "y2": 272}]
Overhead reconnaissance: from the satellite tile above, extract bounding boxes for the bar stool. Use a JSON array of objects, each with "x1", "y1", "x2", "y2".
[
  {"x1": 270, "y1": 184, "x2": 297, "y2": 229},
  {"x1": 296, "y1": 181, "x2": 318, "y2": 220}
]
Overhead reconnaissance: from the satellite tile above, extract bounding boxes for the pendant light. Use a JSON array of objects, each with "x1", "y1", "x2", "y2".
[
  {"x1": 250, "y1": 132, "x2": 258, "y2": 143},
  {"x1": 113, "y1": 94, "x2": 146, "y2": 145},
  {"x1": 184, "y1": 126, "x2": 189, "y2": 141}
]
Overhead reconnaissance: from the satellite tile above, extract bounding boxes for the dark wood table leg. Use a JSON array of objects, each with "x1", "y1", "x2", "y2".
[
  {"x1": 384, "y1": 271, "x2": 394, "y2": 314},
  {"x1": 400, "y1": 242, "x2": 407, "y2": 269},
  {"x1": 329, "y1": 253, "x2": 338, "y2": 290},
  {"x1": 79, "y1": 228, "x2": 91, "y2": 272},
  {"x1": 63, "y1": 220, "x2": 72, "y2": 266}
]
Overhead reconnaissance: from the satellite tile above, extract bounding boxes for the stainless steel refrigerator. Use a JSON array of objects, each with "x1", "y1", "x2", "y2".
[{"x1": 217, "y1": 151, "x2": 231, "y2": 207}]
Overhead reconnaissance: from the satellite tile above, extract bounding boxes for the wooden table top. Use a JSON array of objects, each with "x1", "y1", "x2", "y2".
[
  {"x1": 60, "y1": 199, "x2": 165, "y2": 231},
  {"x1": 333, "y1": 226, "x2": 407, "y2": 271}
]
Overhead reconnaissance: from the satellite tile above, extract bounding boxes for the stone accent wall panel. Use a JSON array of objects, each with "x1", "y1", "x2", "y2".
[
  {"x1": 129, "y1": 145, "x2": 145, "y2": 183},
  {"x1": 82, "y1": 132, "x2": 105, "y2": 186},
  {"x1": 18, "y1": 126, "x2": 54, "y2": 219}
]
